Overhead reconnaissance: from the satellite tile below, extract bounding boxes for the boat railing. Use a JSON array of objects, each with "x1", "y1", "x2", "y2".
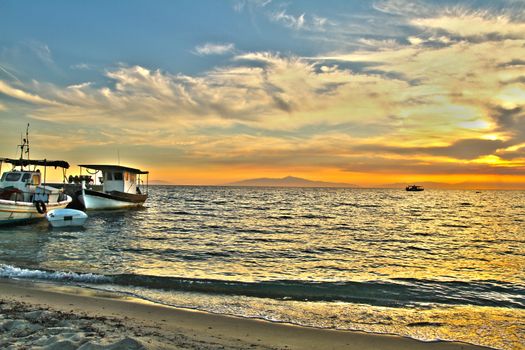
[{"x1": 0, "y1": 185, "x2": 67, "y2": 203}]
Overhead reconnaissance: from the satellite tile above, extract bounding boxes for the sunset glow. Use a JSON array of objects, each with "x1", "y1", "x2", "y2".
[{"x1": 1, "y1": 1, "x2": 525, "y2": 188}]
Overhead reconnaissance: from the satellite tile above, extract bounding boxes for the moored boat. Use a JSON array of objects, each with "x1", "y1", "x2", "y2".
[
  {"x1": 0, "y1": 127, "x2": 72, "y2": 225},
  {"x1": 76, "y1": 164, "x2": 148, "y2": 210}
]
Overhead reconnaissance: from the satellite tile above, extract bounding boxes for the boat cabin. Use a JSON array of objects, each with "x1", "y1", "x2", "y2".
[
  {"x1": 0, "y1": 170, "x2": 41, "y2": 191},
  {"x1": 0, "y1": 168, "x2": 65, "y2": 203},
  {"x1": 78, "y1": 165, "x2": 148, "y2": 195}
]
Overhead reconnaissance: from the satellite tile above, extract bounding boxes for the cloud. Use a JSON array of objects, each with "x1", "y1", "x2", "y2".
[
  {"x1": 237, "y1": 1, "x2": 331, "y2": 32},
  {"x1": 0, "y1": 81, "x2": 60, "y2": 106},
  {"x1": 10, "y1": 51, "x2": 405, "y2": 135},
  {"x1": 270, "y1": 10, "x2": 306, "y2": 30},
  {"x1": 354, "y1": 138, "x2": 507, "y2": 160},
  {"x1": 193, "y1": 43, "x2": 235, "y2": 56},
  {"x1": 497, "y1": 59, "x2": 525, "y2": 68},
  {"x1": 498, "y1": 145, "x2": 525, "y2": 160},
  {"x1": 23, "y1": 40, "x2": 54, "y2": 65},
  {"x1": 318, "y1": 11, "x2": 525, "y2": 140},
  {"x1": 269, "y1": 9, "x2": 331, "y2": 31},
  {"x1": 0, "y1": 63, "x2": 22, "y2": 82},
  {"x1": 412, "y1": 12, "x2": 525, "y2": 40},
  {"x1": 133, "y1": 132, "x2": 523, "y2": 177},
  {"x1": 70, "y1": 63, "x2": 95, "y2": 70},
  {"x1": 372, "y1": 0, "x2": 432, "y2": 17},
  {"x1": 340, "y1": 156, "x2": 525, "y2": 175},
  {"x1": 488, "y1": 105, "x2": 525, "y2": 142},
  {"x1": 233, "y1": 0, "x2": 272, "y2": 13}
]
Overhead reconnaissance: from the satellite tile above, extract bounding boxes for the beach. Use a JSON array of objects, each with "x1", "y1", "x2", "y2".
[{"x1": 0, "y1": 279, "x2": 492, "y2": 350}]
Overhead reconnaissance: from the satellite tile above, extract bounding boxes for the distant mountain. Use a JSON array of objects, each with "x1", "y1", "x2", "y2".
[
  {"x1": 226, "y1": 176, "x2": 359, "y2": 188},
  {"x1": 149, "y1": 179, "x2": 171, "y2": 185}
]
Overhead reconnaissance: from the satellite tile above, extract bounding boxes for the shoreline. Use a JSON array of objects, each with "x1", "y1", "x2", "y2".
[{"x1": 0, "y1": 278, "x2": 493, "y2": 350}]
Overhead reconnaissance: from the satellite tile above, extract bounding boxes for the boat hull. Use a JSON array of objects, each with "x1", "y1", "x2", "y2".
[
  {"x1": 78, "y1": 189, "x2": 147, "y2": 210},
  {"x1": 46, "y1": 208, "x2": 88, "y2": 227},
  {"x1": 0, "y1": 197, "x2": 72, "y2": 226}
]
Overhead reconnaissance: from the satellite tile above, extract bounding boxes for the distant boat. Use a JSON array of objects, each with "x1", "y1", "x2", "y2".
[
  {"x1": 406, "y1": 185, "x2": 424, "y2": 191},
  {"x1": 76, "y1": 164, "x2": 149, "y2": 210},
  {"x1": 0, "y1": 125, "x2": 72, "y2": 225}
]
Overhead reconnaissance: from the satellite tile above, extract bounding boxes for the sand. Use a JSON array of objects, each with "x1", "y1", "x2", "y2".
[{"x1": 0, "y1": 278, "x2": 493, "y2": 350}]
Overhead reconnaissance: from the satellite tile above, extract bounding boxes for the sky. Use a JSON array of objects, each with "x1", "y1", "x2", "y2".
[{"x1": 1, "y1": 0, "x2": 525, "y2": 187}]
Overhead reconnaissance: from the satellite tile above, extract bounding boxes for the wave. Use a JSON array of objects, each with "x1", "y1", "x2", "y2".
[
  {"x1": 0, "y1": 264, "x2": 111, "y2": 283},
  {"x1": 1, "y1": 264, "x2": 523, "y2": 309}
]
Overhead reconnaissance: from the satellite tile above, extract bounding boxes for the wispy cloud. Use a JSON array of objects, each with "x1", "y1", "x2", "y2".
[
  {"x1": 354, "y1": 138, "x2": 507, "y2": 160},
  {"x1": 270, "y1": 10, "x2": 306, "y2": 30},
  {"x1": 233, "y1": 0, "x2": 272, "y2": 13},
  {"x1": 26, "y1": 40, "x2": 53, "y2": 64},
  {"x1": 372, "y1": 0, "x2": 433, "y2": 17},
  {"x1": 0, "y1": 63, "x2": 21, "y2": 82},
  {"x1": 235, "y1": 1, "x2": 331, "y2": 32},
  {"x1": 269, "y1": 9, "x2": 331, "y2": 31},
  {"x1": 193, "y1": 42, "x2": 235, "y2": 56},
  {"x1": 70, "y1": 63, "x2": 95, "y2": 70},
  {"x1": 0, "y1": 81, "x2": 60, "y2": 106}
]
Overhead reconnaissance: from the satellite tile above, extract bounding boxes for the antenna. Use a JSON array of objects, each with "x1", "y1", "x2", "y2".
[
  {"x1": 25, "y1": 123, "x2": 30, "y2": 161},
  {"x1": 17, "y1": 123, "x2": 30, "y2": 170},
  {"x1": 117, "y1": 149, "x2": 120, "y2": 165},
  {"x1": 19, "y1": 133, "x2": 23, "y2": 159}
]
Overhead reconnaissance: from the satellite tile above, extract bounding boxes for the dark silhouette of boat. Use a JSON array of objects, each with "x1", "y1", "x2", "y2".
[{"x1": 406, "y1": 185, "x2": 424, "y2": 191}]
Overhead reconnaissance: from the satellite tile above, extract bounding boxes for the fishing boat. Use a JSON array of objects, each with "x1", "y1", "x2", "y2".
[
  {"x1": 76, "y1": 164, "x2": 148, "y2": 210},
  {"x1": 406, "y1": 185, "x2": 424, "y2": 191},
  {"x1": 0, "y1": 126, "x2": 72, "y2": 226}
]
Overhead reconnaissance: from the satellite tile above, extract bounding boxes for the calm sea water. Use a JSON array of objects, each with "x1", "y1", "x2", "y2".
[{"x1": 0, "y1": 186, "x2": 523, "y2": 349}]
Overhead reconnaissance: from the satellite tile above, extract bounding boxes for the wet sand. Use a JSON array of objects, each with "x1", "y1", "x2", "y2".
[{"x1": 0, "y1": 279, "x2": 492, "y2": 349}]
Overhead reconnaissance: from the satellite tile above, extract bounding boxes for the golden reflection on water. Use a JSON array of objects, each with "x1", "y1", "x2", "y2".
[{"x1": 1, "y1": 187, "x2": 523, "y2": 349}]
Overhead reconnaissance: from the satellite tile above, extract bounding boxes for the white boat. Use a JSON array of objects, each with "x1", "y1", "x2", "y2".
[
  {"x1": 0, "y1": 127, "x2": 72, "y2": 226},
  {"x1": 76, "y1": 164, "x2": 149, "y2": 210},
  {"x1": 46, "y1": 208, "x2": 88, "y2": 227}
]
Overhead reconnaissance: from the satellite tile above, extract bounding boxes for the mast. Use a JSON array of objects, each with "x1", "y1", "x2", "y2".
[
  {"x1": 18, "y1": 123, "x2": 31, "y2": 170},
  {"x1": 25, "y1": 123, "x2": 30, "y2": 164},
  {"x1": 17, "y1": 123, "x2": 30, "y2": 170}
]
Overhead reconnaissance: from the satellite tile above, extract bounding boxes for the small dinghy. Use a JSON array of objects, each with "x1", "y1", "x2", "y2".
[{"x1": 46, "y1": 208, "x2": 88, "y2": 228}]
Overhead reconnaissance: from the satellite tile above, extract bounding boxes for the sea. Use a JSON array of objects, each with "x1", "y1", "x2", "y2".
[{"x1": 0, "y1": 186, "x2": 523, "y2": 349}]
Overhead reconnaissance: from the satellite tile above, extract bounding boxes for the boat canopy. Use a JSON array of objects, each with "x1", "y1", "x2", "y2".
[
  {"x1": 0, "y1": 158, "x2": 70, "y2": 169},
  {"x1": 79, "y1": 164, "x2": 149, "y2": 174}
]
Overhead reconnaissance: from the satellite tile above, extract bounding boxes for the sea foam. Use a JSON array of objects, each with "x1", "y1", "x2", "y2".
[{"x1": 0, "y1": 264, "x2": 111, "y2": 283}]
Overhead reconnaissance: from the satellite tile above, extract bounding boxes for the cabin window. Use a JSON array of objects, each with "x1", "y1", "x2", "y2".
[
  {"x1": 106, "y1": 172, "x2": 113, "y2": 181},
  {"x1": 125, "y1": 172, "x2": 129, "y2": 181},
  {"x1": 5, "y1": 173, "x2": 21, "y2": 181},
  {"x1": 114, "y1": 172, "x2": 123, "y2": 181},
  {"x1": 22, "y1": 173, "x2": 31, "y2": 182},
  {"x1": 130, "y1": 174, "x2": 136, "y2": 182},
  {"x1": 32, "y1": 174, "x2": 41, "y2": 185}
]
